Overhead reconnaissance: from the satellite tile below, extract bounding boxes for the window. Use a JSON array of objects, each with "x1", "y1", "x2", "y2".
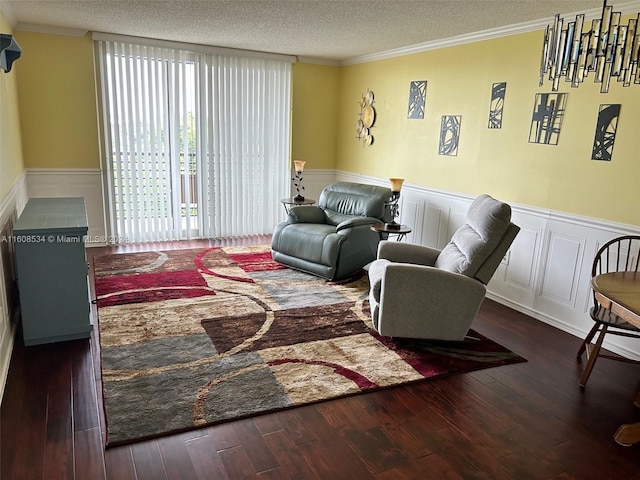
[{"x1": 95, "y1": 37, "x2": 291, "y2": 242}]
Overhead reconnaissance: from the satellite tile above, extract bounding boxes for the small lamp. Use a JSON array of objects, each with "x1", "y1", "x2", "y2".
[
  {"x1": 385, "y1": 178, "x2": 405, "y2": 230},
  {"x1": 292, "y1": 160, "x2": 306, "y2": 201}
]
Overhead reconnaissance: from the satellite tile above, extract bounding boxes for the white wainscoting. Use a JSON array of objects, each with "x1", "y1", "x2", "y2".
[
  {"x1": 26, "y1": 168, "x2": 107, "y2": 245},
  {"x1": 335, "y1": 170, "x2": 640, "y2": 361},
  {"x1": 0, "y1": 171, "x2": 28, "y2": 403},
  {"x1": 3, "y1": 167, "x2": 638, "y2": 397}
]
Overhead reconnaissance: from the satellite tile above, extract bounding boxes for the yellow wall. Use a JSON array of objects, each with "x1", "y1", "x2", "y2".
[
  {"x1": 10, "y1": 27, "x2": 640, "y2": 226},
  {"x1": 291, "y1": 62, "x2": 340, "y2": 169},
  {"x1": 14, "y1": 31, "x2": 100, "y2": 169},
  {"x1": 0, "y1": 11, "x2": 24, "y2": 201},
  {"x1": 12, "y1": 33, "x2": 340, "y2": 172},
  {"x1": 337, "y1": 31, "x2": 640, "y2": 226}
]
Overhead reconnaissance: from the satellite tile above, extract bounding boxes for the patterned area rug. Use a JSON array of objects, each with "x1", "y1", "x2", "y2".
[{"x1": 94, "y1": 244, "x2": 526, "y2": 446}]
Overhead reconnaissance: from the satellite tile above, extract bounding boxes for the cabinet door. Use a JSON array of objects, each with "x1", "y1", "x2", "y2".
[{"x1": 16, "y1": 233, "x2": 91, "y2": 345}]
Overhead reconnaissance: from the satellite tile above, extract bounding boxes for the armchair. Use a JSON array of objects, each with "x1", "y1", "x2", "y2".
[
  {"x1": 271, "y1": 182, "x2": 392, "y2": 281},
  {"x1": 368, "y1": 194, "x2": 520, "y2": 341}
]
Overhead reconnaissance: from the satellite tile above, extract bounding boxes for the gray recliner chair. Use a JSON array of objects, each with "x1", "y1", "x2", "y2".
[
  {"x1": 368, "y1": 194, "x2": 520, "y2": 341},
  {"x1": 271, "y1": 181, "x2": 392, "y2": 281}
]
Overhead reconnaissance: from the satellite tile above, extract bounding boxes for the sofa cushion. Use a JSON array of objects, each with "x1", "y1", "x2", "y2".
[
  {"x1": 273, "y1": 223, "x2": 338, "y2": 265},
  {"x1": 435, "y1": 194, "x2": 511, "y2": 278},
  {"x1": 289, "y1": 205, "x2": 327, "y2": 223},
  {"x1": 319, "y1": 182, "x2": 390, "y2": 219}
]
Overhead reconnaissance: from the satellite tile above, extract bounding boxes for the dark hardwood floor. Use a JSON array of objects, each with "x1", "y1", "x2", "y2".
[{"x1": 2, "y1": 236, "x2": 640, "y2": 479}]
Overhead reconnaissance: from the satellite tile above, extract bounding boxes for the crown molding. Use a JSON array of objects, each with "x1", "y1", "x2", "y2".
[
  {"x1": 297, "y1": 56, "x2": 340, "y2": 66},
  {"x1": 341, "y1": 0, "x2": 640, "y2": 66}
]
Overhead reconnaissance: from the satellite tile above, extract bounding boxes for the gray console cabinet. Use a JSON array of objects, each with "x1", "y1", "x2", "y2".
[{"x1": 14, "y1": 197, "x2": 92, "y2": 346}]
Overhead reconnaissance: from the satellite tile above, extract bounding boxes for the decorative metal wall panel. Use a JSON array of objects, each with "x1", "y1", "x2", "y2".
[
  {"x1": 438, "y1": 115, "x2": 462, "y2": 156},
  {"x1": 488, "y1": 82, "x2": 507, "y2": 129},
  {"x1": 528, "y1": 93, "x2": 567, "y2": 145},
  {"x1": 407, "y1": 80, "x2": 427, "y2": 119},
  {"x1": 591, "y1": 103, "x2": 621, "y2": 161}
]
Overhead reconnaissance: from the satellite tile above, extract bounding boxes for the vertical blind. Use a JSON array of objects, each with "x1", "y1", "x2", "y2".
[{"x1": 95, "y1": 38, "x2": 291, "y2": 243}]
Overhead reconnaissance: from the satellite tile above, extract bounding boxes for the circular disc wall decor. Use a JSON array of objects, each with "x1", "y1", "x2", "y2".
[
  {"x1": 362, "y1": 105, "x2": 375, "y2": 128},
  {"x1": 365, "y1": 90, "x2": 374, "y2": 106},
  {"x1": 355, "y1": 89, "x2": 376, "y2": 147}
]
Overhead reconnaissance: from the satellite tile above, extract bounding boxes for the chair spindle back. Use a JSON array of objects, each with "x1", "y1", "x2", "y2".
[{"x1": 592, "y1": 235, "x2": 640, "y2": 277}]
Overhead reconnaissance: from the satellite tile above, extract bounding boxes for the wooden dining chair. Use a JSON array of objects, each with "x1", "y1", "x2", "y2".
[{"x1": 577, "y1": 235, "x2": 640, "y2": 387}]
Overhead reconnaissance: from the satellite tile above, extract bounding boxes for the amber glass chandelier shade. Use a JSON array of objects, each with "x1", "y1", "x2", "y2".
[
  {"x1": 389, "y1": 178, "x2": 405, "y2": 193},
  {"x1": 294, "y1": 161, "x2": 306, "y2": 173}
]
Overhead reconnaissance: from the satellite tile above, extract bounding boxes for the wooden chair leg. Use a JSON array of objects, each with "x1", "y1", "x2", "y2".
[
  {"x1": 577, "y1": 323, "x2": 600, "y2": 360},
  {"x1": 580, "y1": 325, "x2": 608, "y2": 387}
]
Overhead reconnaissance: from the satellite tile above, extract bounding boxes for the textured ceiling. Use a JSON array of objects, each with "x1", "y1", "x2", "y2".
[{"x1": 3, "y1": 0, "x2": 615, "y2": 62}]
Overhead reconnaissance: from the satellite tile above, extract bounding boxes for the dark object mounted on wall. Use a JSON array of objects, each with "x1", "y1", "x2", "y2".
[{"x1": 1, "y1": 34, "x2": 22, "y2": 73}]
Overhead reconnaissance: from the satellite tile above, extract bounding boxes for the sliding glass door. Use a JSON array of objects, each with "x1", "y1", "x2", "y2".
[{"x1": 95, "y1": 38, "x2": 291, "y2": 243}]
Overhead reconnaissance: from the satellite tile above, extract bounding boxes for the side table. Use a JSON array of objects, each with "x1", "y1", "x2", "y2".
[
  {"x1": 370, "y1": 223, "x2": 412, "y2": 241},
  {"x1": 280, "y1": 197, "x2": 316, "y2": 214}
]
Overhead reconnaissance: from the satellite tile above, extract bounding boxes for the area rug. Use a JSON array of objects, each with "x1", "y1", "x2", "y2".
[{"x1": 94, "y1": 244, "x2": 526, "y2": 446}]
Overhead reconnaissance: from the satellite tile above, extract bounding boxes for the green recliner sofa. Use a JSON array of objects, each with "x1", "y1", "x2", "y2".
[{"x1": 271, "y1": 182, "x2": 392, "y2": 281}]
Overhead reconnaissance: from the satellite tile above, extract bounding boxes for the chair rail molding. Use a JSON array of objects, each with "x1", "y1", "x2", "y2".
[{"x1": 336, "y1": 170, "x2": 640, "y2": 360}]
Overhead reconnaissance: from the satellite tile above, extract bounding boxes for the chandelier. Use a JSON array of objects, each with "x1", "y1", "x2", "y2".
[{"x1": 539, "y1": 1, "x2": 640, "y2": 93}]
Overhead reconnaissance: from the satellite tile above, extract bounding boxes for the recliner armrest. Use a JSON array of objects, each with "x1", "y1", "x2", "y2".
[
  {"x1": 377, "y1": 241, "x2": 440, "y2": 266},
  {"x1": 288, "y1": 205, "x2": 327, "y2": 224},
  {"x1": 336, "y1": 217, "x2": 383, "y2": 232}
]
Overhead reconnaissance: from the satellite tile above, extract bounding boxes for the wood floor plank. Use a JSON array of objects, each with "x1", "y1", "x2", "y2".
[
  {"x1": 1, "y1": 342, "x2": 48, "y2": 479},
  {"x1": 185, "y1": 434, "x2": 230, "y2": 480},
  {"x1": 157, "y1": 433, "x2": 199, "y2": 480},
  {"x1": 293, "y1": 406, "x2": 376, "y2": 479},
  {"x1": 316, "y1": 393, "x2": 381, "y2": 432},
  {"x1": 43, "y1": 348, "x2": 75, "y2": 480},
  {"x1": 420, "y1": 426, "x2": 513, "y2": 480},
  {"x1": 104, "y1": 446, "x2": 137, "y2": 480},
  {"x1": 217, "y1": 445, "x2": 260, "y2": 479},
  {"x1": 205, "y1": 422, "x2": 242, "y2": 452},
  {"x1": 131, "y1": 440, "x2": 168, "y2": 480},
  {"x1": 267, "y1": 407, "x2": 317, "y2": 446},
  {"x1": 376, "y1": 453, "x2": 464, "y2": 480},
  {"x1": 72, "y1": 339, "x2": 100, "y2": 432},
  {"x1": 261, "y1": 429, "x2": 316, "y2": 479},
  {"x1": 252, "y1": 412, "x2": 284, "y2": 436},
  {"x1": 341, "y1": 425, "x2": 411, "y2": 474},
  {"x1": 74, "y1": 428, "x2": 107, "y2": 480},
  {"x1": 232, "y1": 418, "x2": 280, "y2": 473}
]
